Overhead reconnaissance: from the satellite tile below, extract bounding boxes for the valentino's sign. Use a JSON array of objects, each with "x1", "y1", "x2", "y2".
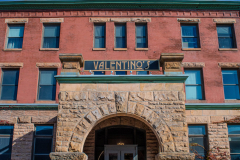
[{"x1": 84, "y1": 60, "x2": 159, "y2": 71}]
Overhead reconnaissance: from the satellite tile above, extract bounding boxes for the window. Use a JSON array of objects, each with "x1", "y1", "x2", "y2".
[
  {"x1": 115, "y1": 24, "x2": 126, "y2": 48},
  {"x1": 217, "y1": 24, "x2": 236, "y2": 48},
  {"x1": 185, "y1": 69, "x2": 204, "y2": 100},
  {"x1": 115, "y1": 71, "x2": 127, "y2": 75},
  {"x1": 136, "y1": 24, "x2": 147, "y2": 48},
  {"x1": 38, "y1": 69, "x2": 57, "y2": 100},
  {"x1": 42, "y1": 24, "x2": 60, "y2": 48},
  {"x1": 137, "y1": 71, "x2": 148, "y2": 75},
  {"x1": 94, "y1": 71, "x2": 105, "y2": 75},
  {"x1": 0, "y1": 69, "x2": 19, "y2": 100},
  {"x1": 181, "y1": 24, "x2": 200, "y2": 48},
  {"x1": 94, "y1": 24, "x2": 105, "y2": 48},
  {"x1": 6, "y1": 25, "x2": 24, "y2": 49},
  {"x1": 228, "y1": 125, "x2": 240, "y2": 160},
  {"x1": 222, "y1": 70, "x2": 240, "y2": 99},
  {"x1": 188, "y1": 125, "x2": 207, "y2": 160},
  {"x1": 0, "y1": 126, "x2": 13, "y2": 160},
  {"x1": 33, "y1": 125, "x2": 53, "y2": 160}
]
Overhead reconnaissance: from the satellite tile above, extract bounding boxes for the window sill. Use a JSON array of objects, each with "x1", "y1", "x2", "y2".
[
  {"x1": 219, "y1": 48, "x2": 238, "y2": 51},
  {"x1": 114, "y1": 48, "x2": 127, "y2": 51},
  {"x1": 3, "y1": 48, "x2": 22, "y2": 51},
  {"x1": 0, "y1": 100, "x2": 17, "y2": 103},
  {"x1": 182, "y1": 48, "x2": 201, "y2": 51},
  {"x1": 186, "y1": 100, "x2": 206, "y2": 103},
  {"x1": 35, "y1": 100, "x2": 57, "y2": 104},
  {"x1": 135, "y1": 48, "x2": 148, "y2": 51},
  {"x1": 224, "y1": 100, "x2": 240, "y2": 103},
  {"x1": 92, "y1": 48, "x2": 106, "y2": 51},
  {"x1": 39, "y1": 48, "x2": 59, "y2": 51}
]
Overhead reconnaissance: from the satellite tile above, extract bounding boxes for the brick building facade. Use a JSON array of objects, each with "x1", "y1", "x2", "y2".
[{"x1": 0, "y1": 0, "x2": 240, "y2": 160}]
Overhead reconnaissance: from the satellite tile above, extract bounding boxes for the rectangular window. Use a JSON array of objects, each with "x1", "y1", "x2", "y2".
[
  {"x1": 33, "y1": 125, "x2": 53, "y2": 160},
  {"x1": 115, "y1": 71, "x2": 127, "y2": 75},
  {"x1": 137, "y1": 71, "x2": 148, "y2": 75},
  {"x1": 94, "y1": 71, "x2": 105, "y2": 75},
  {"x1": 7, "y1": 25, "x2": 24, "y2": 49},
  {"x1": 217, "y1": 24, "x2": 236, "y2": 48},
  {"x1": 42, "y1": 24, "x2": 60, "y2": 48},
  {"x1": 94, "y1": 24, "x2": 105, "y2": 48},
  {"x1": 188, "y1": 125, "x2": 207, "y2": 160},
  {"x1": 0, "y1": 69, "x2": 19, "y2": 100},
  {"x1": 0, "y1": 125, "x2": 13, "y2": 160},
  {"x1": 181, "y1": 24, "x2": 200, "y2": 48},
  {"x1": 228, "y1": 125, "x2": 240, "y2": 160},
  {"x1": 136, "y1": 24, "x2": 147, "y2": 48},
  {"x1": 222, "y1": 70, "x2": 240, "y2": 99},
  {"x1": 115, "y1": 24, "x2": 126, "y2": 48},
  {"x1": 185, "y1": 69, "x2": 204, "y2": 100},
  {"x1": 38, "y1": 69, "x2": 57, "y2": 100}
]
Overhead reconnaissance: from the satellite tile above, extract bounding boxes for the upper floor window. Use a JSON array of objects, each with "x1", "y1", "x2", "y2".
[
  {"x1": 0, "y1": 125, "x2": 13, "y2": 160},
  {"x1": 222, "y1": 70, "x2": 240, "y2": 99},
  {"x1": 0, "y1": 69, "x2": 19, "y2": 100},
  {"x1": 185, "y1": 69, "x2": 204, "y2": 100},
  {"x1": 228, "y1": 125, "x2": 240, "y2": 160},
  {"x1": 115, "y1": 24, "x2": 126, "y2": 48},
  {"x1": 217, "y1": 24, "x2": 236, "y2": 48},
  {"x1": 94, "y1": 71, "x2": 105, "y2": 75},
  {"x1": 6, "y1": 25, "x2": 24, "y2": 49},
  {"x1": 136, "y1": 24, "x2": 147, "y2": 48},
  {"x1": 94, "y1": 23, "x2": 105, "y2": 48},
  {"x1": 38, "y1": 69, "x2": 57, "y2": 100},
  {"x1": 137, "y1": 71, "x2": 148, "y2": 75},
  {"x1": 188, "y1": 125, "x2": 207, "y2": 160},
  {"x1": 181, "y1": 24, "x2": 200, "y2": 48},
  {"x1": 33, "y1": 125, "x2": 53, "y2": 160},
  {"x1": 115, "y1": 71, "x2": 127, "y2": 75},
  {"x1": 42, "y1": 24, "x2": 60, "y2": 48}
]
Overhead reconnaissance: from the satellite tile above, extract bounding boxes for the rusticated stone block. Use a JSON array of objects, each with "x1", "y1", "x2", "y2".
[
  {"x1": 154, "y1": 91, "x2": 178, "y2": 101},
  {"x1": 73, "y1": 92, "x2": 88, "y2": 101},
  {"x1": 115, "y1": 92, "x2": 128, "y2": 112},
  {"x1": 129, "y1": 91, "x2": 154, "y2": 101},
  {"x1": 156, "y1": 152, "x2": 195, "y2": 160},
  {"x1": 18, "y1": 116, "x2": 31, "y2": 123},
  {"x1": 89, "y1": 92, "x2": 114, "y2": 101},
  {"x1": 50, "y1": 152, "x2": 87, "y2": 160},
  {"x1": 69, "y1": 142, "x2": 81, "y2": 152}
]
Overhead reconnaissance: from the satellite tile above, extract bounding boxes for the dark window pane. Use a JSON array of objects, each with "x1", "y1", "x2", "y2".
[
  {"x1": 223, "y1": 85, "x2": 240, "y2": 99},
  {"x1": 137, "y1": 71, "x2": 148, "y2": 75},
  {"x1": 230, "y1": 154, "x2": 240, "y2": 160},
  {"x1": 228, "y1": 125, "x2": 240, "y2": 134},
  {"x1": 44, "y1": 25, "x2": 60, "y2": 37},
  {"x1": 188, "y1": 125, "x2": 206, "y2": 135},
  {"x1": 136, "y1": 38, "x2": 147, "y2": 48},
  {"x1": 1, "y1": 86, "x2": 18, "y2": 100},
  {"x1": 43, "y1": 37, "x2": 59, "y2": 48},
  {"x1": 136, "y1": 25, "x2": 146, "y2": 37},
  {"x1": 229, "y1": 137, "x2": 240, "y2": 153},
  {"x1": 0, "y1": 137, "x2": 12, "y2": 154},
  {"x1": 8, "y1": 25, "x2": 24, "y2": 37},
  {"x1": 38, "y1": 85, "x2": 56, "y2": 100},
  {"x1": 36, "y1": 126, "x2": 53, "y2": 136},
  {"x1": 95, "y1": 25, "x2": 105, "y2": 37},
  {"x1": 7, "y1": 38, "x2": 23, "y2": 49},
  {"x1": 115, "y1": 25, "x2": 126, "y2": 37},
  {"x1": 35, "y1": 155, "x2": 51, "y2": 160},
  {"x1": 217, "y1": 26, "x2": 232, "y2": 37},
  {"x1": 35, "y1": 138, "x2": 52, "y2": 154},
  {"x1": 0, "y1": 126, "x2": 13, "y2": 135},
  {"x1": 182, "y1": 38, "x2": 199, "y2": 48},
  {"x1": 115, "y1": 71, "x2": 127, "y2": 75},
  {"x1": 116, "y1": 37, "x2": 126, "y2": 48},
  {"x1": 219, "y1": 37, "x2": 233, "y2": 48},
  {"x1": 39, "y1": 70, "x2": 57, "y2": 85},
  {"x1": 222, "y1": 70, "x2": 238, "y2": 84},
  {"x1": 181, "y1": 25, "x2": 197, "y2": 37},
  {"x1": 94, "y1": 37, "x2": 105, "y2": 48},
  {"x1": 185, "y1": 70, "x2": 202, "y2": 85},
  {"x1": 186, "y1": 86, "x2": 202, "y2": 100},
  {"x1": 94, "y1": 71, "x2": 105, "y2": 75},
  {"x1": 189, "y1": 137, "x2": 207, "y2": 160},
  {"x1": 2, "y1": 70, "x2": 19, "y2": 85},
  {"x1": 0, "y1": 155, "x2": 11, "y2": 160}
]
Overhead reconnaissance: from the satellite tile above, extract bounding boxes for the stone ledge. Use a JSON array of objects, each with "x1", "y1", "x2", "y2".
[
  {"x1": 177, "y1": 18, "x2": 200, "y2": 23},
  {"x1": 182, "y1": 62, "x2": 205, "y2": 68},
  {"x1": 40, "y1": 18, "x2": 64, "y2": 23},
  {"x1": 90, "y1": 17, "x2": 151, "y2": 22},
  {"x1": 155, "y1": 152, "x2": 195, "y2": 160},
  {"x1": 5, "y1": 18, "x2": 28, "y2": 23},
  {"x1": 0, "y1": 63, "x2": 23, "y2": 68},
  {"x1": 213, "y1": 18, "x2": 236, "y2": 23},
  {"x1": 218, "y1": 62, "x2": 240, "y2": 68},
  {"x1": 50, "y1": 152, "x2": 87, "y2": 160},
  {"x1": 36, "y1": 63, "x2": 61, "y2": 68}
]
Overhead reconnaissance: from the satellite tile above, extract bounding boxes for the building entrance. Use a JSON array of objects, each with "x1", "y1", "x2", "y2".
[{"x1": 104, "y1": 145, "x2": 138, "y2": 160}]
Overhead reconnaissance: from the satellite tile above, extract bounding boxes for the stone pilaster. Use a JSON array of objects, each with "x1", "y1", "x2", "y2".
[{"x1": 160, "y1": 53, "x2": 184, "y2": 73}]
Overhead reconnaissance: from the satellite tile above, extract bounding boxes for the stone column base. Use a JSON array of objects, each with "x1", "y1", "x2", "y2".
[
  {"x1": 155, "y1": 152, "x2": 195, "y2": 160},
  {"x1": 50, "y1": 152, "x2": 88, "y2": 160}
]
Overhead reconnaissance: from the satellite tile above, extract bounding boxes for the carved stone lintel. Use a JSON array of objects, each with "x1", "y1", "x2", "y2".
[
  {"x1": 59, "y1": 54, "x2": 84, "y2": 74},
  {"x1": 156, "y1": 152, "x2": 195, "y2": 160},
  {"x1": 213, "y1": 18, "x2": 236, "y2": 24},
  {"x1": 182, "y1": 62, "x2": 205, "y2": 68},
  {"x1": 160, "y1": 53, "x2": 184, "y2": 73},
  {"x1": 40, "y1": 18, "x2": 64, "y2": 23},
  {"x1": 177, "y1": 18, "x2": 200, "y2": 23},
  {"x1": 90, "y1": 17, "x2": 151, "y2": 22},
  {"x1": 5, "y1": 18, "x2": 28, "y2": 23},
  {"x1": 0, "y1": 63, "x2": 23, "y2": 68},
  {"x1": 49, "y1": 152, "x2": 87, "y2": 160},
  {"x1": 218, "y1": 62, "x2": 240, "y2": 68},
  {"x1": 36, "y1": 63, "x2": 61, "y2": 68}
]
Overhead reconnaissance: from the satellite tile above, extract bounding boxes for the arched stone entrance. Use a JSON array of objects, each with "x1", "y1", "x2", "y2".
[{"x1": 83, "y1": 116, "x2": 159, "y2": 160}]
